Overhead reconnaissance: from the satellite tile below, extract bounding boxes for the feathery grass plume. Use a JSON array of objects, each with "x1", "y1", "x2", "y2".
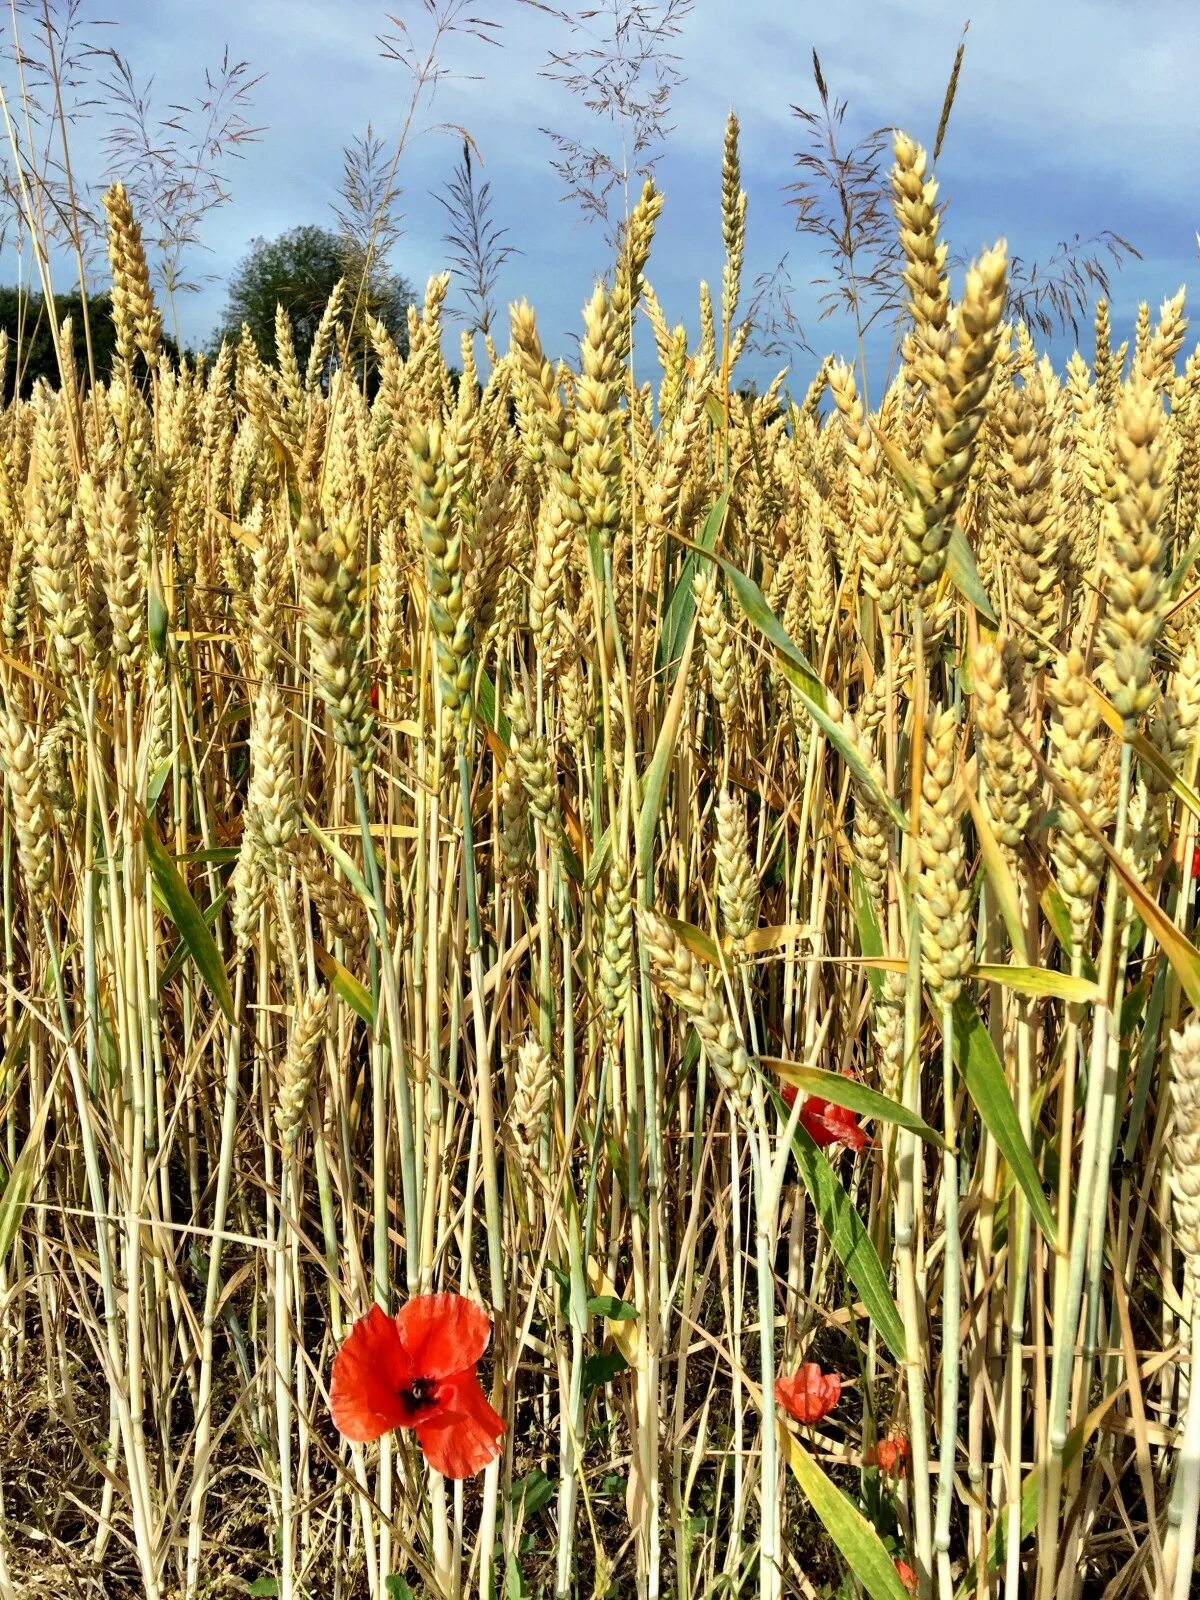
[
  {"x1": 297, "y1": 510, "x2": 373, "y2": 768},
  {"x1": 599, "y1": 859, "x2": 633, "y2": 1043},
  {"x1": 575, "y1": 283, "x2": 623, "y2": 552},
  {"x1": 275, "y1": 989, "x2": 330, "y2": 1150},
  {"x1": 901, "y1": 243, "x2": 1007, "y2": 599},
  {"x1": 639, "y1": 906, "x2": 753, "y2": 1114},
  {"x1": 891, "y1": 132, "x2": 950, "y2": 389},
  {"x1": 103, "y1": 181, "x2": 162, "y2": 370},
  {"x1": 692, "y1": 563, "x2": 738, "y2": 718},
  {"x1": 828, "y1": 359, "x2": 901, "y2": 614},
  {"x1": 720, "y1": 111, "x2": 747, "y2": 341},
  {"x1": 1100, "y1": 376, "x2": 1170, "y2": 722},
  {"x1": 0, "y1": 711, "x2": 54, "y2": 910},
  {"x1": 247, "y1": 680, "x2": 298, "y2": 875},
  {"x1": 1047, "y1": 649, "x2": 1108, "y2": 951},
  {"x1": 715, "y1": 789, "x2": 758, "y2": 945},
  {"x1": 973, "y1": 635, "x2": 1036, "y2": 853},
  {"x1": 999, "y1": 373, "x2": 1064, "y2": 660},
  {"x1": 1138, "y1": 287, "x2": 1187, "y2": 392},
  {"x1": 511, "y1": 1036, "x2": 554, "y2": 1181},
  {"x1": 917, "y1": 706, "x2": 971, "y2": 1007},
  {"x1": 411, "y1": 422, "x2": 473, "y2": 737},
  {"x1": 1170, "y1": 1018, "x2": 1200, "y2": 1273}
]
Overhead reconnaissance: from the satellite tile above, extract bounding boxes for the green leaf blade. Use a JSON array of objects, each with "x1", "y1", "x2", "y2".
[
  {"x1": 951, "y1": 996, "x2": 1055, "y2": 1239},
  {"x1": 143, "y1": 816, "x2": 234, "y2": 1023},
  {"x1": 775, "y1": 1089, "x2": 906, "y2": 1361}
]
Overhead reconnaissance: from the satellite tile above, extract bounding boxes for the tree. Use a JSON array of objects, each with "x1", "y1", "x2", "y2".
[
  {"x1": 0, "y1": 287, "x2": 183, "y2": 400},
  {"x1": 219, "y1": 224, "x2": 415, "y2": 368}
]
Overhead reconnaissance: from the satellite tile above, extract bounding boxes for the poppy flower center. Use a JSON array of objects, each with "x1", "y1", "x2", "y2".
[{"x1": 405, "y1": 1377, "x2": 437, "y2": 1409}]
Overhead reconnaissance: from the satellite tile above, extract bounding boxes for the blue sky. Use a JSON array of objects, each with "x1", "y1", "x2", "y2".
[{"x1": 3, "y1": 0, "x2": 1197, "y2": 393}]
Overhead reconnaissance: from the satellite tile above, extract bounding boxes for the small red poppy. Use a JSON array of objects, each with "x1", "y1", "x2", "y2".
[
  {"x1": 370, "y1": 681, "x2": 381, "y2": 711},
  {"x1": 799, "y1": 1095, "x2": 870, "y2": 1152},
  {"x1": 329, "y1": 1294, "x2": 505, "y2": 1479},
  {"x1": 1190, "y1": 842, "x2": 1200, "y2": 880},
  {"x1": 775, "y1": 1362, "x2": 842, "y2": 1424},
  {"x1": 868, "y1": 1436, "x2": 910, "y2": 1474},
  {"x1": 895, "y1": 1559, "x2": 918, "y2": 1594}
]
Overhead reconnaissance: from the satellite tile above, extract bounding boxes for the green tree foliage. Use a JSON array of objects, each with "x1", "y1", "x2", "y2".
[
  {"x1": 0, "y1": 288, "x2": 182, "y2": 400},
  {"x1": 219, "y1": 223, "x2": 415, "y2": 369}
]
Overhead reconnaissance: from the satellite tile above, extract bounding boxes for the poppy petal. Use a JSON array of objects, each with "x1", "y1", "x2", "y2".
[
  {"x1": 330, "y1": 1304, "x2": 415, "y2": 1441},
  {"x1": 414, "y1": 1368, "x2": 506, "y2": 1479},
  {"x1": 800, "y1": 1095, "x2": 870, "y2": 1152},
  {"x1": 799, "y1": 1097, "x2": 838, "y2": 1147},
  {"x1": 395, "y1": 1292, "x2": 493, "y2": 1379}
]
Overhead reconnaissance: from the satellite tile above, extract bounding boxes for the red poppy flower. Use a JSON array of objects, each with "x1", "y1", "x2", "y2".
[
  {"x1": 868, "y1": 1436, "x2": 910, "y2": 1474},
  {"x1": 780, "y1": 1081, "x2": 799, "y2": 1109},
  {"x1": 799, "y1": 1095, "x2": 870, "y2": 1152},
  {"x1": 329, "y1": 1294, "x2": 505, "y2": 1479},
  {"x1": 370, "y1": 681, "x2": 381, "y2": 711},
  {"x1": 1190, "y1": 842, "x2": 1200, "y2": 880},
  {"x1": 775, "y1": 1362, "x2": 842, "y2": 1424},
  {"x1": 895, "y1": 1559, "x2": 918, "y2": 1594}
]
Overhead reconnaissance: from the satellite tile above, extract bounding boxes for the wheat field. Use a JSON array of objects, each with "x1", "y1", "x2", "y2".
[{"x1": 1, "y1": 118, "x2": 1199, "y2": 1600}]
